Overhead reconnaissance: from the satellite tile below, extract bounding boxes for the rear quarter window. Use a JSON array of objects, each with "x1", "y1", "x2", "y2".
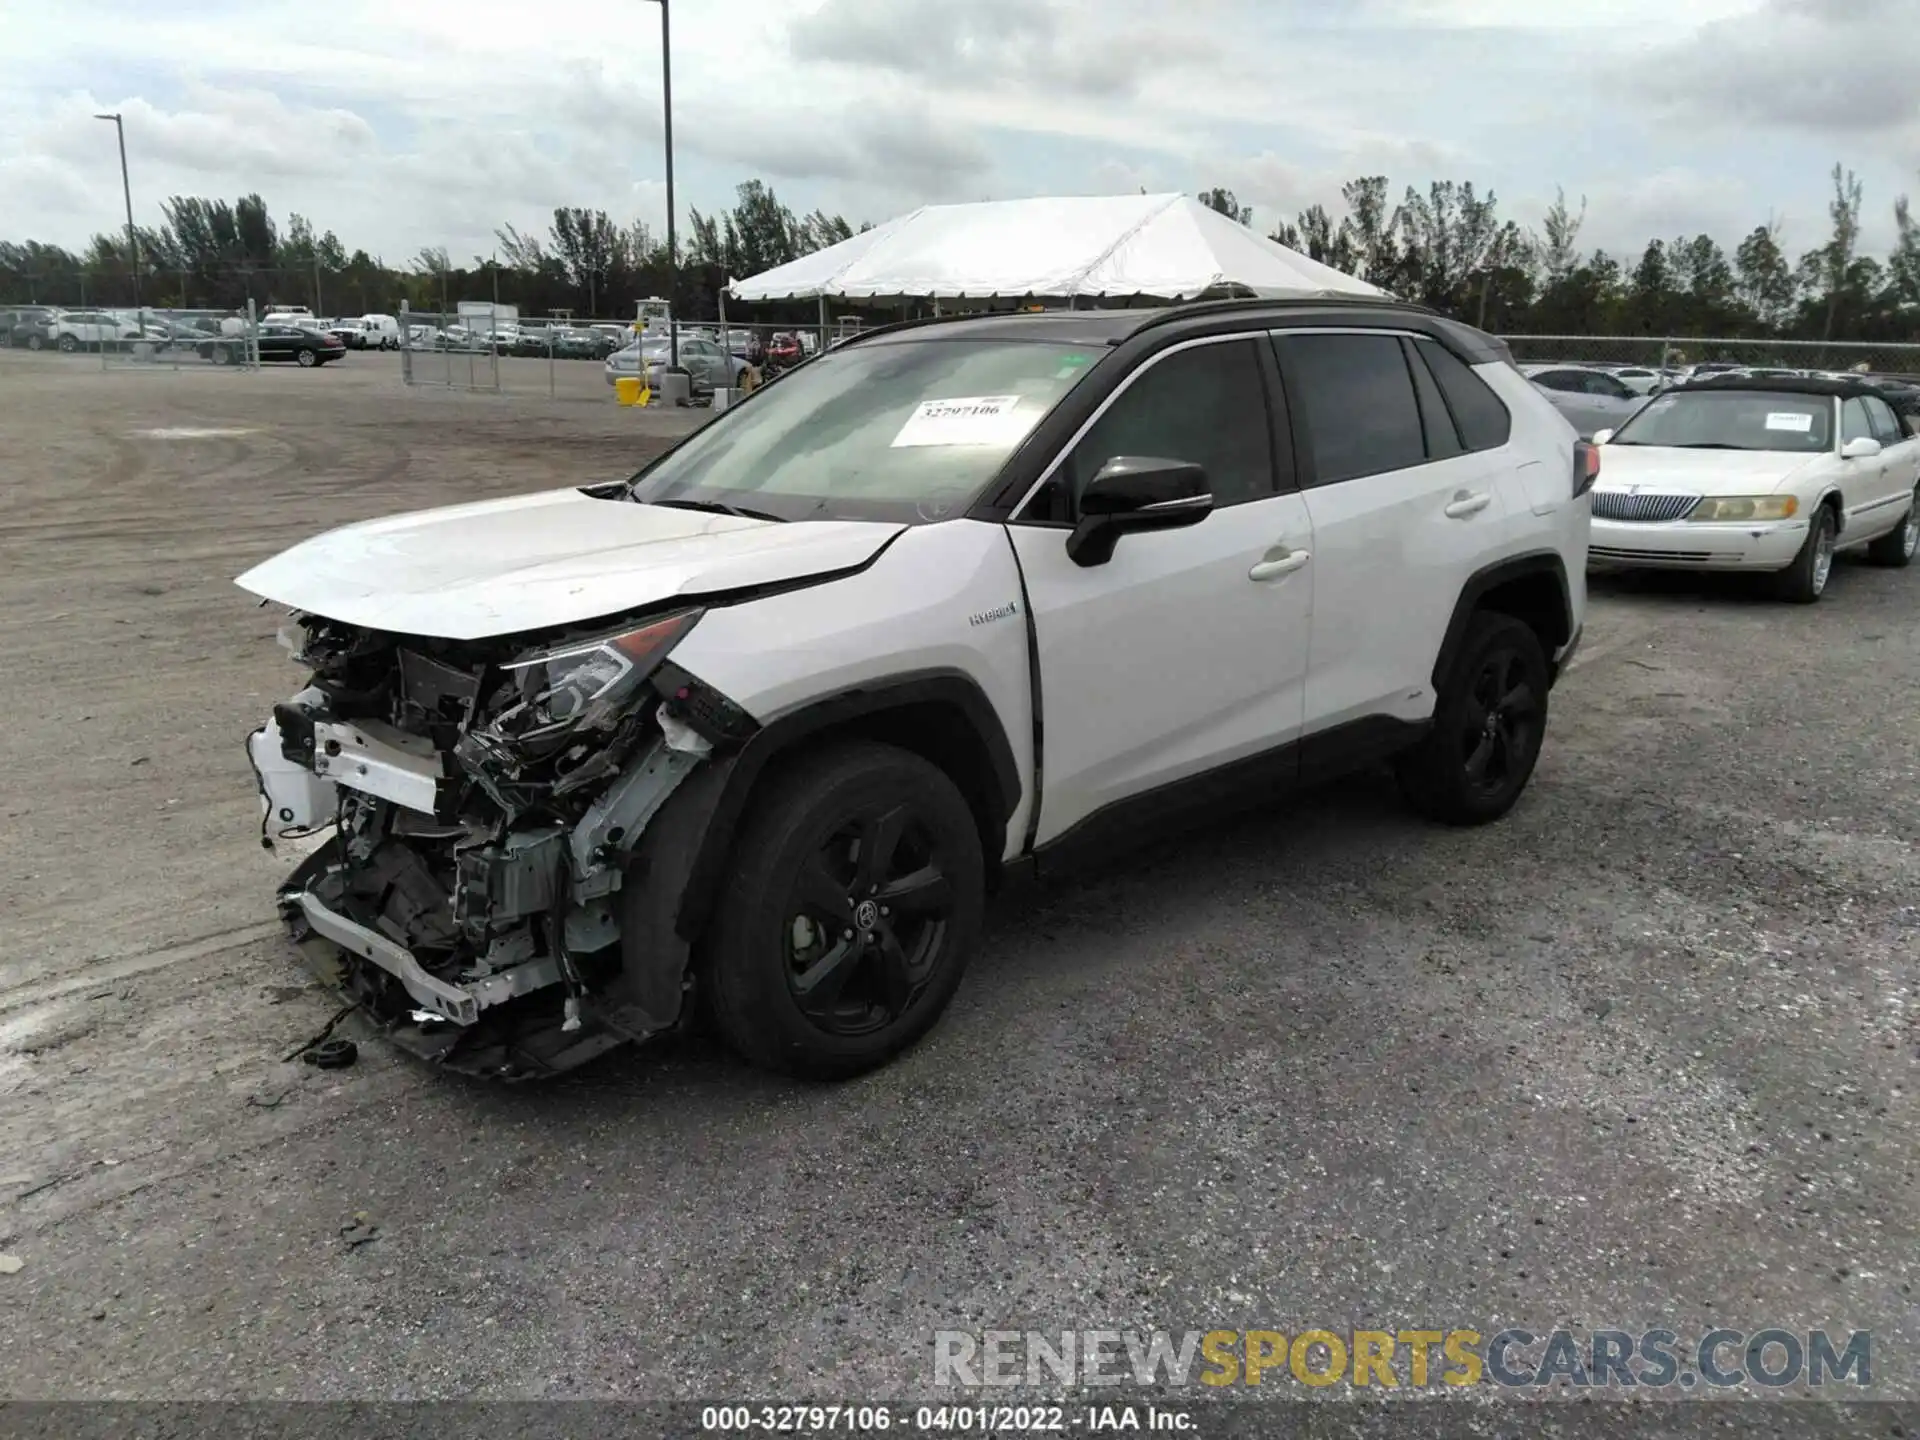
[{"x1": 1417, "y1": 337, "x2": 1512, "y2": 451}]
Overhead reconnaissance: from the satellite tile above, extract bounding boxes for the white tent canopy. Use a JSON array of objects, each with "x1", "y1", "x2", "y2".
[{"x1": 724, "y1": 193, "x2": 1383, "y2": 304}]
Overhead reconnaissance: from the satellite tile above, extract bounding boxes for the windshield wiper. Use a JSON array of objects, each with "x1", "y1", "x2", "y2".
[{"x1": 648, "y1": 497, "x2": 789, "y2": 523}]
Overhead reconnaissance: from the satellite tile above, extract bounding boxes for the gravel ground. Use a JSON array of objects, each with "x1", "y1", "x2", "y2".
[{"x1": 0, "y1": 349, "x2": 1915, "y2": 1405}]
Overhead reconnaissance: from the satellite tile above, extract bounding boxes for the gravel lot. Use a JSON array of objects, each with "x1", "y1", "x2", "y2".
[{"x1": 0, "y1": 348, "x2": 1915, "y2": 1403}]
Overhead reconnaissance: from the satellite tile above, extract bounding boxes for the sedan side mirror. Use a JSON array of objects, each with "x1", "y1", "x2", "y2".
[
  {"x1": 1066, "y1": 456, "x2": 1213, "y2": 567},
  {"x1": 1841, "y1": 436, "x2": 1883, "y2": 460},
  {"x1": 1592, "y1": 428, "x2": 1615, "y2": 446}
]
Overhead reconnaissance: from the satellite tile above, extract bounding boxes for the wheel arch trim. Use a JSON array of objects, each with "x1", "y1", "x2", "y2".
[
  {"x1": 670, "y1": 667, "x2": 1021, "y2": 943},
  {"x1": 1432, "y1": 550, "x2": 1574, "y2": 692}
]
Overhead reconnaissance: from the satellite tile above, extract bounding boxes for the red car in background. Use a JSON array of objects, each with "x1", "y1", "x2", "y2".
[{"x1": 767, "y1": 332, "x2": 804, "y2": 370}]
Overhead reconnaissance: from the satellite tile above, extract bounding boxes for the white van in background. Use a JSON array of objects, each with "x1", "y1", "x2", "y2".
[{"x1": 359, "y1": 315, "x2": 401, "y2": 350}]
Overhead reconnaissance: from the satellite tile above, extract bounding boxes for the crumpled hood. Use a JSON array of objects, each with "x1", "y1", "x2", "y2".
[
  {"x1": 1593, "y1": 446, "x2": 1820, "y2": 498},
  {"x1": 235, "y1": 487, "x2": 904, "y2": 639}
]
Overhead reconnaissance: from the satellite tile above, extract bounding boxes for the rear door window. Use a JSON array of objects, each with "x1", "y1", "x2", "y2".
[{"x1": 1272, "y1": 332, "x2": 1426, "y2": 486}]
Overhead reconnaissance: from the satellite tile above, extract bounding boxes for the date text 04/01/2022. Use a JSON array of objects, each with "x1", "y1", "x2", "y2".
[{"x1": 698, "y1": 1403, "x2": 1195, "y2": 1432}]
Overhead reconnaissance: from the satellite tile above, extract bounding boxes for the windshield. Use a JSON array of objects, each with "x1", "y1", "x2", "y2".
[
  {"x1": 1609, "y1": 390, "x2": 1833, "y2": 453},
  {"x1": 626, "y1": 337, "x2": 1100, "y2": 523}
]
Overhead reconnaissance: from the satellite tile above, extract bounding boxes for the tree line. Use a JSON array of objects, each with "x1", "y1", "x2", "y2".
[
  {"x1": 0, "y1": 180, "x2": 867, "y2": 324},
  {"x1": 5, "y1": 166, "x2": 1918, "y2": 341},
  {"x1": 1199, "y1": 164, "x2": 1920, "y2": 343}
]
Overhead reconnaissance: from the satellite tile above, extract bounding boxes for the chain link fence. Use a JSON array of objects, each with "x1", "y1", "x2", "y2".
[
  {"x1": 1503, "y1": 334, "x2": 1920, "y2": 382},
  {"x1": 396, "y1": 306, "x2": 844, "y2": 404},
  {"x1": 1, "y1": 302, "x2": 267, "y2": 370}
]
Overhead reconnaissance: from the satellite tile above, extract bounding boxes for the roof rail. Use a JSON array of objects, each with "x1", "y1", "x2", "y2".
[
  {"x1": 830, "y1": 309, "x2": 1014, "y2": 349},
  {"x1": 1122, "y1": 293, "x2": 1433, "y2": 337}
]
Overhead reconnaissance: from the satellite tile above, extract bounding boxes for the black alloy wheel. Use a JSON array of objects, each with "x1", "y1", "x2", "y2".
[
  {"x1": 1460, "y1": 643, "x2": 1542, "y2": 800},
  {"x1": 702, "y1": 740, "x2": 983, "y2": 1078},
  {"x1": 783, "y1": 801, "x2": 954, "y2": 1037},
  {"x1": 1396, "y1": 611, "x2": 1550, "y2": 825}
]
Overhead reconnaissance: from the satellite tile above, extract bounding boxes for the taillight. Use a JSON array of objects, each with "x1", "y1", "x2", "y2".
[{"x1": 1573, "y1": 440, "x2": 1600, "y2": 497}]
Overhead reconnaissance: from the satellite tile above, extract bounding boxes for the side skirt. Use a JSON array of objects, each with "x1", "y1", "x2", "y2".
[{"x1": 1018, "y1": 713, "x2": 1428, "y2": 882}]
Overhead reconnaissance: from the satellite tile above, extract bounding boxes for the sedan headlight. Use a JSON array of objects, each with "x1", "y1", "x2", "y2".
[
  {"x1": 488, "y1": 610, "x2": 702, "y2": 755},
  {"x1": 1686, "y1": 495, "x2": 1800, "y2": 522}
]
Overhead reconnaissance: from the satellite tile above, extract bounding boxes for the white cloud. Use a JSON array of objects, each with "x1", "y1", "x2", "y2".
[{"x1": 0, "y1": 0, "x2": 1901, "y2": 271}]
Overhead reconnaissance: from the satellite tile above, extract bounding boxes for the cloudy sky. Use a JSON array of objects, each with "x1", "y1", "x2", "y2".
[{"x1": 4, "y1": 0, "x2": 1916, "y2": 268}]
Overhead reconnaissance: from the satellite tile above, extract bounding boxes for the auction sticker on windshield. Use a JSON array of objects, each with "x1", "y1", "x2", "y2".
[
  {"x1": 892, "y1": 395, "x2": 1030, "y2": 448},
  {"x1": 1766, "y1": 412, "x2": 1814, "y2": 432}
]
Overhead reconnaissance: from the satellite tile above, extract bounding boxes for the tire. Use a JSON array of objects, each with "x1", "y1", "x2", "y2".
[
  {"x1": 1865, "y1": 488, "x2": 1919, "y2": 568},
  {"x1": 1396, "y1": 612, "x2": 1550, "y2": 826},
  {"x1": 703, "y1": 740, "x2": 984, "y2": 1079},
  {"x1": 296, "y1": 348, "x2": 317, "y2": 368},
  {"x1": 1772, "y1": 503, "x2": 1837, "y2": 602},
  {"x1": 26, "y1": 334, "x2": 44, "y2": 352},
  {"x1": 56, "y1": 333, "x2": 77, "y2": 353},
  {"x1": 212, "y1": 346, "x2": 233, "y2": 366}
]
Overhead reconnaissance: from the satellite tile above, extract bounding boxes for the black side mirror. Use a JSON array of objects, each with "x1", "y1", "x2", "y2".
[{"x1": 1066, "y1": 456, "x2": 1213, "y2": 567}]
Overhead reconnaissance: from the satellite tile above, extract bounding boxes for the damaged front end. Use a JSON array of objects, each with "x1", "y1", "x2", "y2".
[{"x1": 245, "y1": 607, "x2": 755, "y2": 1078}]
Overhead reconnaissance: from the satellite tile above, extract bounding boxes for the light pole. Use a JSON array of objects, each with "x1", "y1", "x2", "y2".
[
  {"x1": 93, "y1": 112, "x2": 140, "y2": 317},
  {"x1": 640, "y1": 0, "x2": 677, "y2": 368}
]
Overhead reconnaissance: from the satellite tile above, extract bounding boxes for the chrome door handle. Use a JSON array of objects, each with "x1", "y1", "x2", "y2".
[
  {"x1": 1248, "y1": 548, "x2": 1310, "y2": 581},
  {"x1": 1444, "y1": 490, "x2": 1492, "y2": 519}
]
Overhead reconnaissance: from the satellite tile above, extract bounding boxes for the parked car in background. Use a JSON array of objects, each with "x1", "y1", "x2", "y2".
[
  {"x1": 325, "y1": 320, "x2": 369, "y2": 350},
  {"x1": 1588, "y1": 375, "x2": 1920, "y2": 600},
  {"x1": 197, "y1": 323, "x2": 346, "y2": 367},
  {"x1": 604, "y1": 333, "x2": 751, "y2": 394},
  {"x1": 359, "y1": 315, "x2": 402, "y2": 350},
  {"x1": 2, "y1": 306, "x2": 60, "y2": 348},
  {"x1": 49, "y1": 309, "x2": 143, "y2": 352},
  {"x1": 1607, "y1": 366, "x2": 1663, "y2": 395},
  {"x1": 142, "y1": 317, "x2": 215, "y2": 350},
  {"x1": 767, "y1": 332, "x2": 804, "y2": 370},
  {"x1": 1521, "y1": 364, "x2": 1646, "y2": 439},
  {"x1": 555, "y1": 327, "x2": 613, "y2": 359}
]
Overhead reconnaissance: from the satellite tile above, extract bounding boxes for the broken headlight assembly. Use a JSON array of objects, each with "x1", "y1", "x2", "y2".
[{"x1": 484, "y1": 610, "x2": 704, "y2": 760}]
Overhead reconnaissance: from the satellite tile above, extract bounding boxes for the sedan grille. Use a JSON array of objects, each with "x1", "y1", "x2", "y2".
[{"x1": 1591, "y1": 491, "x2": 1699, "y2": 523}]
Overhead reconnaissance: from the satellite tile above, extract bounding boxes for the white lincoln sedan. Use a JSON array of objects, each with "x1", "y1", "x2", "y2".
[{"x1": 1588, "y1": 376, "x2": 1920, "y2": 601}]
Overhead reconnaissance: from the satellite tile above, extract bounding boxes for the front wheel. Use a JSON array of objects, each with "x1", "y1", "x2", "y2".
[
  {"x1": 26, "y1": 334, "x2": 44, "y2": 352},
  {"x1": 56, "y1": 333, "x2": 77, "y2": 353},
  {"x1": 1866, "y1": 489, "x2": 1919, "y2": 568},
  {"x1": 1773, "y1": 504, "x2": 1836, "y2": 602},
  {"x1": 1396, "y1": 612, "x2": 1549, "y2": 826},
  {"x1": 703, "y1": 741, "x2": 984, "y2": 1079}
]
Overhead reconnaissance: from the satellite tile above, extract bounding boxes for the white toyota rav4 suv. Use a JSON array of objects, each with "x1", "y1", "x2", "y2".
[{"x1": 240, "y1": 300, "x2": 1591, "y2": 1079}]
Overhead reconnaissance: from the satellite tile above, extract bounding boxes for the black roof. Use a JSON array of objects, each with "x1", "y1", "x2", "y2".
[
  {"x1": 1674, "y1": 374, "x2": 1891, "y2": 402},
  {"x1": 839, "y1": 296, "x2": 1511, "y2": 365}
]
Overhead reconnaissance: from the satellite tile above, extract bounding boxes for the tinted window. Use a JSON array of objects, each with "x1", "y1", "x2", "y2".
[
  {"x1": 1864, "y1": 395, "x2": 1901, "y2": 446},
  {"x1": 1274, "y1": 333, "x2": 1425, "y2": 485},
  {"x1": 1403, "y1": 338, "x2": 1463, "y2": 460},
  {"x1": 1841, "y1": 397, "x2": 1873, "y2": 444},
  {"x1": 1531, "y1": 369, "x2": 1579, "y2": 392},
  {"x1": 1417, "y1": 338, "x2": 1511, "y2": 450},
  {"x1": 1061, "y1": 339, "x2": 1275, "y2": 509}
]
